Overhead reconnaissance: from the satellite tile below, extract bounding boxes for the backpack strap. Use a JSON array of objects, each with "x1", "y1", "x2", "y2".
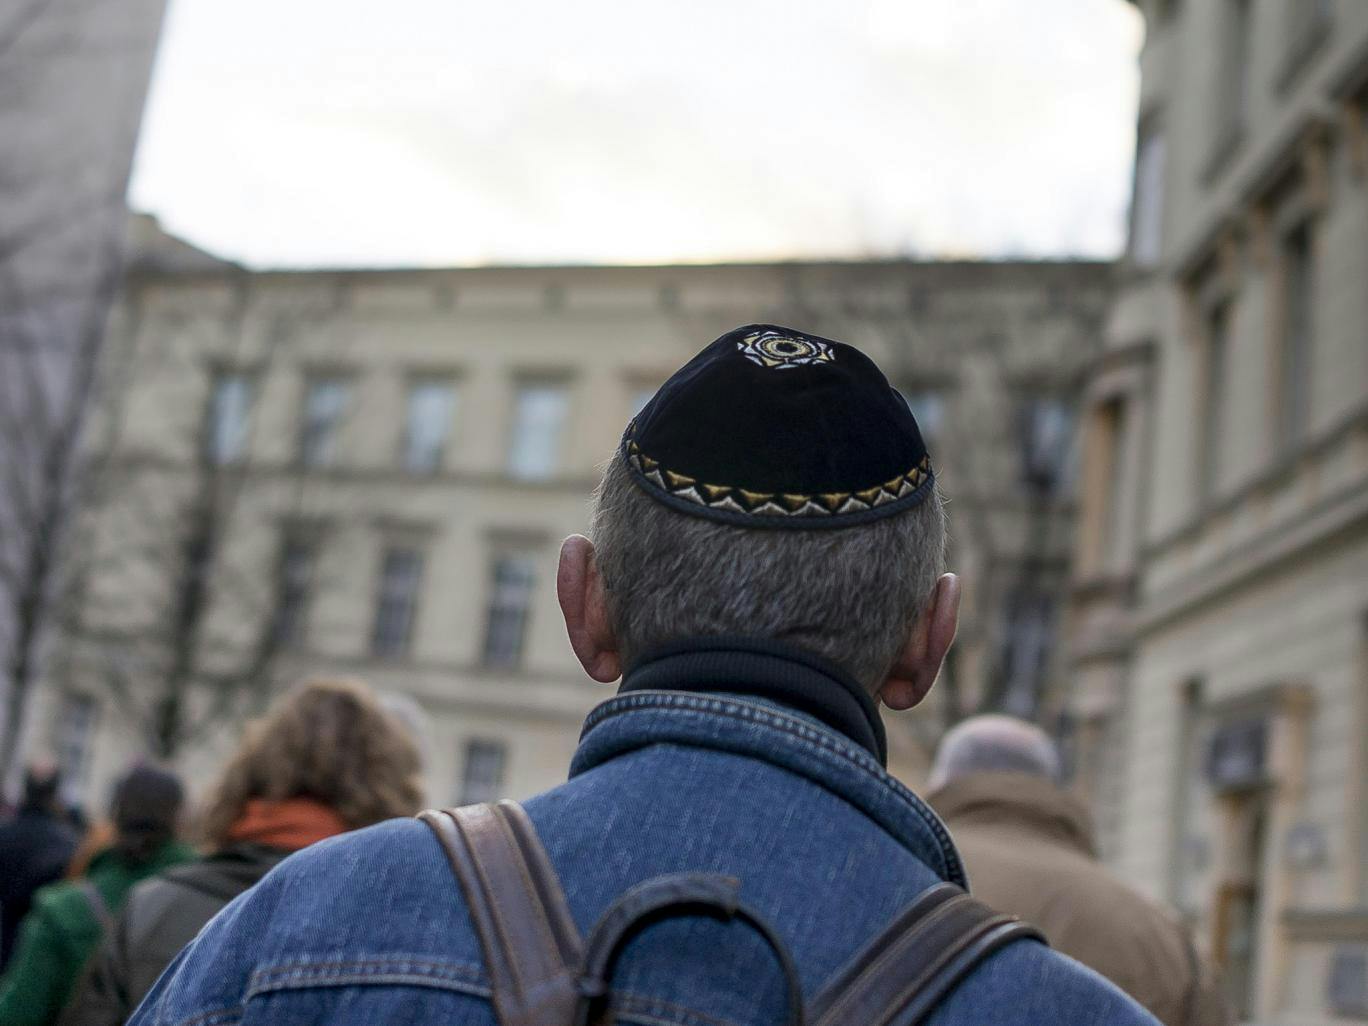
[
  {"x1": 809, "y1": 883, "x2": 1046, "y2": 1026},
  {"x1": 419, "y1": 801, "x2": 583, "y2": 1026},
  {"x1": 77, "y1": 879, "x2": 115, "y2": 935}
]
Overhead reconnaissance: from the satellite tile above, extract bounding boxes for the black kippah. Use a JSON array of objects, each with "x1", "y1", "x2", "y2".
[{"x1": 622, "y1": 324, "x2": 934, "y2": 529}]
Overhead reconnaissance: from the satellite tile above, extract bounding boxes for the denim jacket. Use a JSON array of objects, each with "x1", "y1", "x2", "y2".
[{"x1": 130, "y1": 642, "x2": 1157, "y2": 1026}]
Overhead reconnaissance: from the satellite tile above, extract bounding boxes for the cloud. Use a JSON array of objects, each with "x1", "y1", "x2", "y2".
[{"x1": 130, "y1": 0, "x2": 1143, "y2": 267}]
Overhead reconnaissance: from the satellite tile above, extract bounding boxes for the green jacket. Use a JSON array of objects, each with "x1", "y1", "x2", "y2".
[{"x1": 0, "y1": 839, "x2": 194, "y2": 1026}]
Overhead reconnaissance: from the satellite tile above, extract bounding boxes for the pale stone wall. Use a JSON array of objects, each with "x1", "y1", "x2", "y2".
[
  {"x1": 1070, "y1": 2, "x2": 1368, "y2": 1021},
  {"x1": 39, "y1": 220, "x2": 1108, "y2": 818}
]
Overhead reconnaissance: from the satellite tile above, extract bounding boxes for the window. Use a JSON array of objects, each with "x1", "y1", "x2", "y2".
[
  {"x1": 1169, "y1": 678, "x2": 1206, "y2": 909},
  {"x1": 205, "y1": 371, "x2": 253, "y2": 465},
  {"x1": 1197, "y1": 303, "x2": 1231, "y2": 504},
  {"x1": 1020, "y1": 398, "x2": 1074, "y2": 494},
  {"x1": 997, "y1": 590, "x2": 1056, "y2": 719},
  {"x1": 1359, "y1": 614, "x2": 1368, "y2": 904},
  {"x1": 403, "y1": 379, "x2": 457, "y2": 473},
  {"x1": 482, "y1": 554, "x2": 537, "y2": 667},
  {"x1": 897, "y1": 388, "x2": 945, "y2": 447},
  {"x1": 271, "y1": 532, "x2": 316, "y2": 649},
  {"x1": 299, "y1": 376, "x2": 350, "y2": 468},
  {"x1": 459, "y1": 739, "x2": 507, "y2": 805},
  {"x1": 507, "y1": 383, "x2": 569, "y2": 480},
  {"x1": 1079, "y1": 396, "x2": 1129, "y2": 574},
  {"x1": 1279, "y1": 222, "x2": 1315, "y2": 448},
  {"x1": 1215, "y1": 0, "x2": 1253, "y2": 137},
  {"x1": 1130, "y1": 124, "x2": 1167, "y2": 267},
  {"x1": 370, "y1": 545, "x2": 424, "y2": 658},
  {"x1": 56, "y1": 693, "x2": 96, "y2": 806},
  {"x1": 1095, "y1": 396, "x2": 1131, "y2": 567},
  {"x1": 1215, "y1": 799, "x2": 1269, "y2": 1020}
]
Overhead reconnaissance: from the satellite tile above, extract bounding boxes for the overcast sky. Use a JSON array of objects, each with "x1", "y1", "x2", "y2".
[{"x1": 129, "y1": 0, "x2": 1144, "y2": 269}]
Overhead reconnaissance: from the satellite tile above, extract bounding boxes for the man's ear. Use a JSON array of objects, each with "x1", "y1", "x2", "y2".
[
  {"x1": 878, "y1": 573, "x2": 961, "y2": 711},
  {"x1": 557, "y1": 535, "x2": 622, "y2": 683}
]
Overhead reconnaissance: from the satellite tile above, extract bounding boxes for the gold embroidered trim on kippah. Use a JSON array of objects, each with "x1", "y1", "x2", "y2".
[{"x1": 625, "y1": 439, "x2": 932, "y2": 518}]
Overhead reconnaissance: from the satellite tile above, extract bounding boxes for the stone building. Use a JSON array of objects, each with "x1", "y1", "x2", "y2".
[
  {"x1": 0, "y1": 0, "x2": 168, "y2": 786},
  {"x1": 26, "y1": 215, "x2": 1109, "y2": 816},
  {"x1": 1068, "y1": 0, "x2": 1368, "y2": 1022}
]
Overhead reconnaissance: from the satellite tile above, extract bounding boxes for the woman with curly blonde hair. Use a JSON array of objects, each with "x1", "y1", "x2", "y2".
[{"x1": 62, "y1": 678, "x2": 425, "y2": 1026}]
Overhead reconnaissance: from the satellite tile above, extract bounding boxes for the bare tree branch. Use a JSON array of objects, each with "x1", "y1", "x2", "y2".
[{"x1": 0, "y1": 0, "x2": 51, "y2": 61}]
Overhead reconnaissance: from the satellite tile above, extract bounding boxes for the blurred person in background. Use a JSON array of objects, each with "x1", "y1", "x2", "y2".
[
  {"x1": 925, "y1": 715, "x2": 1231, "y2": 1026},
  {"x1": 128, "y1": 327, "x2": 1157, "y2": 1026},
  {"x1": 0, "y1": 760, "x2": 78, "y2": 970},
  {"x1": 62, "y1": 819, "x2": 116, "y2": 884},
  {"x1": 0, "y1": 764, "x2": 191, "y2": 1026},
  {"x1": 61, "y1": 677, "x2": 425, "y2": 1026}
]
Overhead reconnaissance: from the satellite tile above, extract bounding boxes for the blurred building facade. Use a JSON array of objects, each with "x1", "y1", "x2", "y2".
[
  {"x1": 0, "y1": 0, "x2": 168, "y2": 787},
  {"x1": 23, "y1": 215, "x2": 1109, "y2": 818},
  {"x1": 1068, "y1": 0, "x2": 1368, "y2": 1022}
]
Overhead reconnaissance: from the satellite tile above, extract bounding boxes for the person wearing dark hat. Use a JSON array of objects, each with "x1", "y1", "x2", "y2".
[
  {"x1": 0, "y1": 764, "x2": 192, "y2": 1026},
  {"x1": 130, "y1": 327, "x2": 1156, "y2": 1026}
]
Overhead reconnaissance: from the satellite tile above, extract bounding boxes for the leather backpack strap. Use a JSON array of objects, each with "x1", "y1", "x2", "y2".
[
  {"x1": 419, "y1": 800, "x2": 584, "y2": 1026},
  {"x1": 810, "y1": 883, "x2": 1046, "y2": 1026}
]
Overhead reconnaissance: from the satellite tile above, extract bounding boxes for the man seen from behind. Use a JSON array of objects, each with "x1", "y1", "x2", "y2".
[
  {"x1": 131, "y1": 326, "x2": 1158, "y2": 1025},
  {"x1": 926, "y1": 715, "x2": 1232, "y2": 1026}
]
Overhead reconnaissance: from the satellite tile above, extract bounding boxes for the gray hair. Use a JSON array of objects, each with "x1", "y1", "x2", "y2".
[
  {"x1": 590, "y1": 453, "x2": 947, "y2": 689},
  {"x1": 928, "y1": 714, "x2": 1061, "y2": 791}
]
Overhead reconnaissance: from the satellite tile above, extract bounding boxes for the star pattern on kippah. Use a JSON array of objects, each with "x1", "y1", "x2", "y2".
[
  {"x1": 626, "y1": 439, "x2": 931, "y2": 518},
  {"x1": 736, "y1": 330, "x2": 836, "y2": 370}
]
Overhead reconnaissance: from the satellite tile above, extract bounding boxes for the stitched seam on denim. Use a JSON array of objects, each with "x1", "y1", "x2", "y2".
[
  {"x1": 246, "y1": 957, "x2": 488, "y2": 1000},
  {"x1": 168, "y1": 1007, "x2": 241, "y2": 1026},
  {"x1": 582, "y1": 692, "x2": 963, "y2": 880},
  {"x1": 610, "y1": 690, "x2": 957, "y2": 860},
  {"x1": 248, "y1": 972, "x2": 489, "y2": 1001},
  {"x1": 613, "y1": 989, "x2": 750, "y2": 1026}
]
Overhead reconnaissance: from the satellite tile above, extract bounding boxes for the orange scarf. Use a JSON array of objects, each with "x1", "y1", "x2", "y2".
[{"x1": 224, "y1": 798, "x2": 349, "y2": 851}]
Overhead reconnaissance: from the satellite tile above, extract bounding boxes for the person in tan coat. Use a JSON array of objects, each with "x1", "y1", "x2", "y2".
[{"x1": 926, "y1": 715, "x2": 1232, "y2": 1026}]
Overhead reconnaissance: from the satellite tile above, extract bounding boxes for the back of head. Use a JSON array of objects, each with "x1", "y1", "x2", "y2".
[
  {"x1": 928, "y1": 715, "x2": 1062, "y2": 792},
  {"x1": 592, "y1": 326, "x2": 947, "y2": 691},
  {"x1": 111, "y1": 764, "x2": 185, "y2": 862},
  {"x1": 21, "y1": 757, "x2": 62, "y2": 814},
  {"x1": 593, "y1": 461, "x2": 944, "y2": 689},
  {"x1": 200, "y1": 677, "x2": 424, "y2": 848}
]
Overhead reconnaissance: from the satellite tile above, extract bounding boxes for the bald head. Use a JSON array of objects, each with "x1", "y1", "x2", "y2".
[{"x1": 928, "y1": 715, "x2": 1061, "y2": 792}]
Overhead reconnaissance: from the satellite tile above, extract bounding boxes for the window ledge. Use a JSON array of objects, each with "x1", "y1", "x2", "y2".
[
  {"x1": 1070, "y1": 572, "x2": 1137, "y2": 604},
  {"x1": 1284, "y1": 908, "x2": 1368, "y2": 943},
  {"x1": 1144, "y1": 399, "x2": 1368, "y2": 558}
]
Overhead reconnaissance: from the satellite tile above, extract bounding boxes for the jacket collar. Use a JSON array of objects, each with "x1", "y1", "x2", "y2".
[
  {"x1": 571, "y1": 642, "x2": 966, "y2": 888},
  {"x1": 926, "y1": 772, "x2": 1099, "y2": 859},
  {"x1": 618, "y1": 637, "x2": 887, "y2": 764}
]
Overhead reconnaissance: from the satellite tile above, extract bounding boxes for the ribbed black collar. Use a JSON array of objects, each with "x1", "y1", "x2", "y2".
[{"x1": 618, "y1": 637, "x2": 888, "y2": 765}]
